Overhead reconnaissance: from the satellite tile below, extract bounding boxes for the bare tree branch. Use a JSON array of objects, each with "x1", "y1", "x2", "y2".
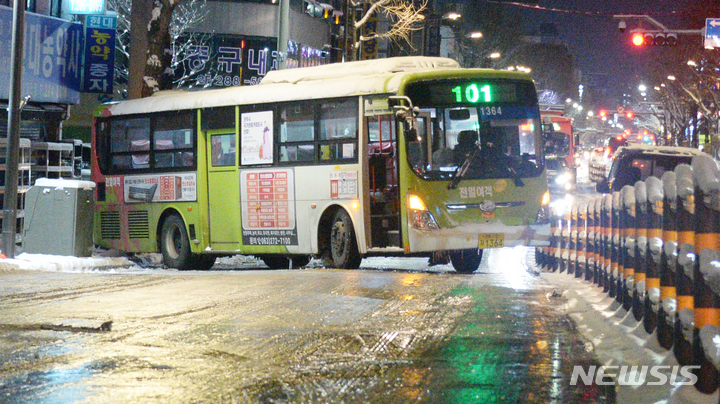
[{"x1": 352, "y1": 0, "x2": 426, "y2": 58}]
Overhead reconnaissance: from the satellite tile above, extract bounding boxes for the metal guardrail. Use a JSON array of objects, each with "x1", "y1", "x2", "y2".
[{"x1": 535, "y1": 153, "x2": 720, "y2": 394}]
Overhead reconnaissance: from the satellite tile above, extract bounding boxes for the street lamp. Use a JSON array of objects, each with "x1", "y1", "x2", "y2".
[{"x1": 443, "y1": 12, "x2": 461, "y2": 21}]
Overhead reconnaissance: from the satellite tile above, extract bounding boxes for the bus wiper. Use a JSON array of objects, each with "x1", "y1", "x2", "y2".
[
  {"x1": 448, "y1": 148, "x2": 479, "y2": 190},
  {"x1": 507, "y1": 166, "x2": 525, "y2": 187}
]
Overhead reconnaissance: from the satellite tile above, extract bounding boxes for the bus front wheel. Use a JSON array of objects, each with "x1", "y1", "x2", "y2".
[
  {"x1": 160, "y1": 214, "x2": 193, "y2": 271},
  {"x1": 450, "y1": 249, "x2": 483, "y2": 274},
  {"x1": 328, "y1": 209, "x2": 361, "y2": 269}
]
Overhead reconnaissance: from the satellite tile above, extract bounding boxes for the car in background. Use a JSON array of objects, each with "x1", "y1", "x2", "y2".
[
  {"x1": 595, "y1": 144, "x2": 704, "y2": 193},
  {"x1": 546, "y1": 156, "x2": 574, "y2": 195}
]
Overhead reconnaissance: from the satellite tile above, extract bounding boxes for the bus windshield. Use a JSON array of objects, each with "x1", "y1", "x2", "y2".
[
  {"x1": 405, "y1": 110, "x2": 543, "y2": 182},
  {"x1": 404, "y1": 79, "x2": 543, "y2": 181}
]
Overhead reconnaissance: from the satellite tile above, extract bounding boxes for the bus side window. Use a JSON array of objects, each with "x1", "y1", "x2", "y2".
[
  {"x1": 319, "y1": 99, "x2": 357, "y2": 140},
  {"x1": 279, "y1": 103, "x2": 315, "y2": 162},
  {"x1": 211, "y1": 134, "x2": 236, "y2": 167},
  {"x1": 318, "y1": 98, "x2": 358, "y2": 162},
  {"x1": 131, "y1": 139, "x2": 150, "y2": 168}
]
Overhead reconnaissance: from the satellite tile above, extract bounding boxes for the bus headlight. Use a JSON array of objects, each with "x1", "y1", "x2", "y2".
[
  {"x1": 541, "y1": 191, "x2": 550, "y2": 206},
  {"x1": 536, "y1": 191, "x2": 551, "y2": 224},
  {"x1": 408, "y1": 195, "x2": 439, "y2": 230}
]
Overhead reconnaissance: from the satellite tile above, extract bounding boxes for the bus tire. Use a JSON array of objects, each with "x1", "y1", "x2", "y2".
[
  {"x1": 450, "y1": 249, "x2": 483, "y2": 273},
  {"x1": 160, "y1": 214, "x2": 193, "y2": 271},
  {"x1": 260, "y1": 255, "x2": 310, "y2": 269},
  {"x1": 329, "y1": 209, "x2": 361, "y2": 269}
]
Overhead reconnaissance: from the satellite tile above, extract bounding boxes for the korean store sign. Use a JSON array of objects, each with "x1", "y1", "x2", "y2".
[
  {"x1": 0, "y1": 6, "x2": 83, "y2": 104},
  {"x1": 82, "y1": 15, "x2": 116, "y2": 94}
]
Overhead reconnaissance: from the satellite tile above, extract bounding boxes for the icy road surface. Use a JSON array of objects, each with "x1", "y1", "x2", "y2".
[{"x1": 0, "y1": 247, "x2": 709, "y2": 403}]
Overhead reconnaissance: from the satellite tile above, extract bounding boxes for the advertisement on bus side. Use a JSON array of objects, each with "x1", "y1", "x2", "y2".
[
  {"x1": 122, "y1": 173, "x2": 197, "y2": 203},
  {"x1": 240, "y1": 168, "x2": 298, "y2": 245}
]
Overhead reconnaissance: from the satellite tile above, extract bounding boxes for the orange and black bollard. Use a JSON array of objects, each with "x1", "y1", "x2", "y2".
[
  {"x1": 552, "y1": 214, "x2": 562, "y2": 272},
  {"x1": 644, "y1": 176, "x2": 664, "y2": 334},
  {"x1": 569, "y1": 202, "x2": 578, "y2": 276},
  {"x1": 610, "y1": 192, "x2": 621, "y2": 298},
  {"x1": 586, "y1": 198, "x2": 598, "y2": 282},
  {"x1": 586, "y1": 197, "x2": 602, "y2": 285},
  {"x1": 602, "y1": 194, "x2": 613, "y2": 292},
  {"x1": 691, "y1": 155, "x2": 720, "y2": 394},
  {"x1": 658, "y1": 171, "x2": 678, "y2": 350},
  {"x1": 576, "y1": 202, "x2": 587, "y2": 279},
  {"x1": 674, "y1": 164, "x2": 695, "y2": 367},
  {"x1": 633, "y1": 180, "x2": 648, "y2": 321},
  {"x1": 546, "y1": 214, "x2": 559, "y2": 272},
  {"x1": 560, "y1": 207, "x2": 571, "y2": 273},
  {"x1": 621, "y1": 185, "x2": 636, "y2": 311}
]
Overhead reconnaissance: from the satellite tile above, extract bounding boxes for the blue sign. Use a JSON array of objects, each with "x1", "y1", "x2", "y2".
[
  {"x1": 705, "y1": 18, "x2": 720, "y2": 48},
  {"x1": 83, "y1": 15, "x2": 117, "y2": 94},
  {"x1": 0, "y1": 6, "x2": 83, "y2": 104}
]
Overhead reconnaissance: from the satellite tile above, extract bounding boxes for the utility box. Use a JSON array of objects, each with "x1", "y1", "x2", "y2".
[{"x1": 22, "y1": 178, "x2": 96, "y2": 257}]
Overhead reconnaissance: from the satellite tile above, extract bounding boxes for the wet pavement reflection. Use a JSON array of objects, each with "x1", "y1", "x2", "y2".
[
  {"x1": 421, "y1": 287, "x2": 613, "y2": 403},
  {"x1": 0, "y1": 249, "x2": 615, "y2": 403}
]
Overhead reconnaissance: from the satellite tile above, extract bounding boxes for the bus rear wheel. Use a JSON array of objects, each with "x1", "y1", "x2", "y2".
[
  {"x1": 260, "y1": 255, "x2": 311, "y2": 269},
  {"x1": 450, "y1": 249, "x2": 483, "y2": 274},
  {"x1": 328, "y1": 209, "x2": 361, "y2": 269},
  {"x1": 160, "y1": 214, "x2": 194, "y2": 271}
]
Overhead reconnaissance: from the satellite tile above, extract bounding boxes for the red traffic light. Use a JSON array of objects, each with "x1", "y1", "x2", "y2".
[
  {"x1": 599, "y1": 110, "x2": 607, "y2": 117},
  {"x1": 632, "y1": 33, "x2": 644, "y2": 46},
  {"x1": 625, "y1": 111, "x2": 634, "y2": 119},
  {"x1": 630, "y1": 32, "x2": 677, "y2": 46}
]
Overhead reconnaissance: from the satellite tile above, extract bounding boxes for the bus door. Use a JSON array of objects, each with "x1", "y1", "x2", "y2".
[
  {"x1": 367, "y1": 114, "x2": 401, "y2": 247},
  {"x1": 206, "y1": 129, "x2": 241, "y2": 248}
]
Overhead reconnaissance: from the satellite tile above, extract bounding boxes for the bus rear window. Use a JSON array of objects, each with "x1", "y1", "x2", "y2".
[{"x1": 97, "y1": 110, "x2": 196, "y2": 174}]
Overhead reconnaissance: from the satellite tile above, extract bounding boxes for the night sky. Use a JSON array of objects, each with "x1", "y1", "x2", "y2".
[{"x1": 502, "y1": 0, "x2": 707, "y2": 99}]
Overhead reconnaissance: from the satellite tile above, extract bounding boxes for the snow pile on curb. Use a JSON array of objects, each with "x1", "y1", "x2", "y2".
[
  {"x1": 0, "y1": 253, "x2": 135, "y2": 273},
  {"x1": 540, "y1": 271, "x2": 720, "y2": 404}
]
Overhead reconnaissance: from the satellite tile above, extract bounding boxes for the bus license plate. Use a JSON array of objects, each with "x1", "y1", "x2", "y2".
[{"x1": 478, "y1": 233, "x2": 504, "y2": 249}]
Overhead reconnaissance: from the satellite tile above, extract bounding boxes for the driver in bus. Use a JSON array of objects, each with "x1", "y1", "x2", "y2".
[
  {"x1": 453, "y1": 130, "x2": 480, "y2": 166},
  {"x1": 479, "y1": 126, "x2": 508, "y2": 175}
]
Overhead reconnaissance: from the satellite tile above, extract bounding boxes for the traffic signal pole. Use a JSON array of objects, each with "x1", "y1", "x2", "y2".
[
  {"x1": 276, "y1": 0, "x2": 289, "y2": 69},
  {"x1": 2, "y1": 0, "x2": 25, "y2": 258},
  {"x1": 613, "y1": 14, "x2": 703, "y2": 40}
]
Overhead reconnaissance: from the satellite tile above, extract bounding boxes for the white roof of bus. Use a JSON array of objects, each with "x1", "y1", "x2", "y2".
[{"x1": 100, "y1": 57, "x2": 523, "y2": 117}]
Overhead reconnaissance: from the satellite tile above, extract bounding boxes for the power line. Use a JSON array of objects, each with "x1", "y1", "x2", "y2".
[{"x1": 486, "y1": 1, "x2": 692, "y2": 18}]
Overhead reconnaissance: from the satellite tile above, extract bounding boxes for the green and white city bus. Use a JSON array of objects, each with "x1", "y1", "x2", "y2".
[{"x1": 91, "y1": 56, "x2": 551, "y2": 273}]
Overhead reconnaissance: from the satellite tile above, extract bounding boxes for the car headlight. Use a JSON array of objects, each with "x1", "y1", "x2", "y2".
[{"x1": 555, "y1": 173, "x2": 571, "y2": 184}]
